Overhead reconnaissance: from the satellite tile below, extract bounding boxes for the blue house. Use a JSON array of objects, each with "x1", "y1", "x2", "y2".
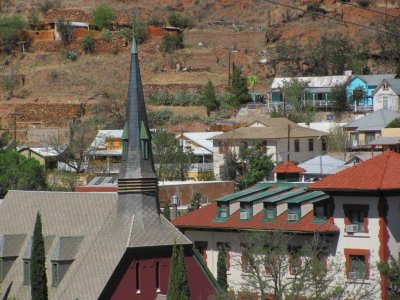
[{"x1": 346, "y1": 74, "x2": 396, "y2": 107}]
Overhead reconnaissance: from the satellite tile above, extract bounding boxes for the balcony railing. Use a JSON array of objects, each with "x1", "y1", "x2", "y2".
[{"x1": 349, "y1": 105, "x2": 373, "y2": 113}]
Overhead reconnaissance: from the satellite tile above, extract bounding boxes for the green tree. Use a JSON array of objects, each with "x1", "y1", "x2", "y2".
[
  {"x1": 220, "y1": 150, "x2": 240, "y2": 181},
  {"x1": 198, "y1": 169, "x2": 216, "y2": 181},
  {"x1": 247, "y1": 74, "x2": 258, "y2": 93},
  {"x1": 168, "y1": 13, "x2": 194, "y2": 29},
  {"x1": 160, "y1": 33, "x2": 184, "y2": 53},
  {"x1": 378, "y1": 256, "x2": 400, "y2": 297},
  {"x1": 332, "y1": 84, "x2": 348, "y2": 119},
  {"x1": 0, "y1": 131, "x2": 11, "y2": 151},
  {"x1": 82, "y1": 33, "x2": 95, "y2": 53},
  {"x1": 352, "y1": 87, "x2": 365, "y2": 107},
  {"x1": 152, "y1": 130, "x2": 194, "y2": 180},
  {"x1": 0, "y1": 150, "x2": 47, "y2": 198},
  {"x1": 238, "y1": 141, "x2": 274, "y2": 189},
  {"x1": 0, "y1": 15, "x2": 26, "y2": 53},
  {"x1": 163, "y1": 201, "x2": 171, "y2": 221},
  {"x1": 282, "y1": 78, "x2": 315, "y2": 123},
  {"x1": 92, "y1": 4, "x2": 115, "y2": 30},
  {"x1": 188, "y1": 191, "x2": 202, "y2": 212},
  {"x1": 203, "y1": 80, "x2": 219, "y2": 116},
  {"x1": 387, "y1": 117, "x2": 400, "y2": 128},
  {"x1": 167, "y1": 242, "x2": 190, "y2": 299},
  {"x1": 31, "y1": 213, "x2": 48, "y2": 300},
  {"x1": 217, "y1": 244, "x2": 228, "y2": 292},
  {"x1": 228, "y1": 64, "x2": 251, "y2": 106},
  {"x1": 147, "y1": 15, "x2": 166, "y2": 27},
  {"x1": 133, "y1": 16, "x2": 149, "y2": 44}
]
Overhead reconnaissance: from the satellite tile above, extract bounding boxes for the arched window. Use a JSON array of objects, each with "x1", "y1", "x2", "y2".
[
  {"x1": 155, "y1": 261, "x2": 160, "y2": 292},
  {"x1": 135, "y1": 262, "x2": 140, "y2": 293}
]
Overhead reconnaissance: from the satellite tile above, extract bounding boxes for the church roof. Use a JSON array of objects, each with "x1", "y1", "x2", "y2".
[{"x1": 0, "y1": 191, "x2": 190, "y2": 299}]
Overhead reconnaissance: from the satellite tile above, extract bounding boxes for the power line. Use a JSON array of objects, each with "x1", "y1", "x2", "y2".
[
  {"x1": 338, "y1": 0, "x2": 400, "y2": 22},
  {"x1": 264, "y1": 0, "x2": 400, "y2": 38}
]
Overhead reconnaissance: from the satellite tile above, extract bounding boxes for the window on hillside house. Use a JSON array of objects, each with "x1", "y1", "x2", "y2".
[
  {"x1": 349, "y1": 255, "x2": 366, "y2": 280},
  {"x1": 308, "y1": 139, "x2": 314, "y2": 152},
  {"x1": 288, "y1": 204, "x2": 301, "y2": 222},
  {"x1": 217, "y1": 242, "x2": 231, "y2": 271},
  {"x1": 23, "y1": 260, "x2": 30, "y2": 285},
  {"x1": 240, "y1": 204, "x2": 252, "y2": 220},
  {"x1": 322, "y1": 138, "x2": 327, "y2": 151},
  {"x1": 383, "y1": 82, "x2": 389, "y2": 91},
  {"x1": 365, "y1": 132, "x2": 375, "y2": 146},
  {"x1": 294, "y1": 139, "x2": 300, "y2": 152},
  {"x1": 344, "y1": 205, "x2": 368, "y2": 233},
  {"x1": 194, "y1": 241, "x2": 208, "y2": 263},
  {"x1": 264, "y1": 203, "x2": 276, "y2": 221},
  {"x1": 219, "y1": 142, "x2": 226, "y2": 154}
]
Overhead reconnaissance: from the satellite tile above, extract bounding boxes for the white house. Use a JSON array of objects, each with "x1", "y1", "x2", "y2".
[
  {"x1": 372, "y1": 79, "x2": 400, "y2": 112},
  {"x1": 173, "y1": 151, "x2": 400, "y2": 300},
  {"x1": 209, "y1": 118, "x2": 329, "y2": 178}
]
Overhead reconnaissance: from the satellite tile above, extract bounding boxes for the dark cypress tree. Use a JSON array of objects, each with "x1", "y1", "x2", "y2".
[
  {"x1": 203, "y1": 80, "x2": 218, "y2": 116},
  {"x1": 217, "y1": 244, "x2": 228, "y2": 292},
  {"x1": 229, "y1": 63, "x2": 251, "y2": 107},
  {"x1": 167, "y1": 242, "x2": 190, "y2": 300},
  {"x1": 31, "y1": 212, "x2": 48, "y2": 300},
  {"x1": 163, "y1": 201, "x2": 171, "y2": 221}
]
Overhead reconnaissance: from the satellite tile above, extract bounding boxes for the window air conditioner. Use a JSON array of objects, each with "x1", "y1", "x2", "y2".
[
  {"x1": 346, "y1": 224, "x2": 359, "y2": 233},
  {"x1": 240, "y1": 211, "x2": 250, "y2": 220},
  {"x1": 288, "y1": 214, "x2": 299, "y2": 221},
  {"x1": 220, "y1": 211, "x2": 228, "y2": 218}
]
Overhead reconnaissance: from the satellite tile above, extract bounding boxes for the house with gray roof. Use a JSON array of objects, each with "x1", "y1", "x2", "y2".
[
  {"x1": 372, "y1": 78, "x2": 400, "y2": 112},
  {"x1": 343, "y1": 109, "x2": 400, "y2": 151},
  {"x1": 0, "y1": 38, "x2": 218, "y2": 300},
  {"x1": 298, "y1": 155, "x2": 344, "y2": 181}
]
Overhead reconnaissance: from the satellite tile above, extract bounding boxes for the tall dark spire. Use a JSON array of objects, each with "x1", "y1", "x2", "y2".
[{"x1": 118, "y1": 37, "x2": 158, "y2": 194}]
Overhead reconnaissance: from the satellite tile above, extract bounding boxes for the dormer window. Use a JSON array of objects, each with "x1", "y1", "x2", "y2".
[
  {"x1": 23, "y1": 260, "x2": 30, "y2": 285},
  {"x1": 218, "y1": 203, "x2": 229, "y2": 219},
  {"x1": 288, "y1": 204, "x2": 300, "y2": 222},
  {"x1": 240, "y1": 204, "x2": 252, "y2": 220},
  {"x1": 264, "y1": 204, "x2": 276, "y2": 221}
]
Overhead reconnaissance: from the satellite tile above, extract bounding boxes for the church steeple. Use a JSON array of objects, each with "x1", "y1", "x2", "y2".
[{"x1": 118, "y1": 37, "x2": 158, "y2": 194}]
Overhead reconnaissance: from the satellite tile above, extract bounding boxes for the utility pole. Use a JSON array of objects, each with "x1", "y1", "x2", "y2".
[{"x1": 287, "y1": 124, "x2": 290, "y2": 161}]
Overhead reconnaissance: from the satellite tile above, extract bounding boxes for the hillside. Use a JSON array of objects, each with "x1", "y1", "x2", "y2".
[{"x1": 1, "y1": 0, "x2": 400, "y2": 137}]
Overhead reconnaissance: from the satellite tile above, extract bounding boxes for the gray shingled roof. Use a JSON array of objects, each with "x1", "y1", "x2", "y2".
[
  {"x1": 373, "y1": 78, "x2": 400, "y2": 95},
  {"x1": 0, "y1": 234, "x2": 26, "y2": 257},
  {"x1": 358, "y1": 74, "x2": 396, "y2": 86},
  {"x1": 0, "y1": 191, "x2": 190, "y2": 300},
  {"x1": 343, "y1": 109, "x2": 400, "y2": 131}
]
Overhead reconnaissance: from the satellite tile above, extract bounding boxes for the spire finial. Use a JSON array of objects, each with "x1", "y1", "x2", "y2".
[{"x1": 131, "y1": 36, "x2": 137, "y2": 54}]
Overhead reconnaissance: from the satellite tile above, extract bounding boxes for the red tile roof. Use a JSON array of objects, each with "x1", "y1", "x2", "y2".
[
  {"x1": 309, "y1": 150, "x2": 400, "y2": 191},
  {"x1": 173, "y1": 202, "x2": 338, "y2": 233},
  {"x1": 273, "y1": 161, "x2": 305, "y2": 174}
]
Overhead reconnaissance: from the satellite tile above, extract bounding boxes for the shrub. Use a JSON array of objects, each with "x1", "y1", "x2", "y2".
[
  {"x1": 0, "y1": 15, "x2": 26, "y2": 53},
  {"x1": 168, "y1": 12, "x2": 194, "y2": 29},
  {"x1": 386, "y1": 117, "x2": 400, "y2": 128},
  {"x1": 147, "y1": 15, "x2": 166, "y2": 27},
  {"x1": 100, "y1": 28, "x2": 112, "y2": 42},
  {"x1": 38, "y1": 0, "x2": 61, "y2": 14},
  {"x1": 146, "y1": 91, "x2": 203, "y2": 106},
  {"x1": 119, "y1": 27, "x2": 133, "y2": 41},
  {"x1": 133, "y1": 17, "x2": 149, "y2": 44},
  {"x1": 82, "y1": 34, "x2": 95, "y2": 53},
  {"x1": 65, "y1": 50, "x2": 78, "y2": 61},
  {"x1": 92, "y1": 4, "x2": 115, "y2": 29},
  {"x1": 160, "y1": 33, "x2": 184, "y2": 53}
]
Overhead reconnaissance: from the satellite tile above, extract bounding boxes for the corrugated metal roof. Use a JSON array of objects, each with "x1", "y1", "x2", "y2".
[
  {"x1": 358, "y1": 74, "x2": 396, "y2": 86},
  {"x1": 343, "y1": 109, "x2": 400, "y2": 131},
  {"x1": 270, "y1": 75, "x2": 350, "y2": 89},
  {"x1": 298, "y1": 155, "x2": 344, "y2": 175},
  {"x1": 285, "y1": 191, "x2": 328, "y2": 204},
  {"x1": 239, "y1": 186, "x2": 293, "y2": 203},
  {"x1": 369, "y1": 136, "x2": 400, "y2": 145},
  {"x1": 263, "y1": 187, "x2": 307, "y2": 203},
  {"x1": 216, "y1": 184, "x2": 269, "y2": 202}
]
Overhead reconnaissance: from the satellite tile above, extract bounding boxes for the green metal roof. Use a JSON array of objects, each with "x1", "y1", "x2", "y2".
[
  {"x1": 216, "y1": 183, "x2": 270, "y2": 202},
  {"x1": 285, "y1": 191, "x2": 328, "y2": 204},
  {"x1": 263, "y1": 187, "x2": 307, "y2": 203},
  {"x1": 239, "y1": 186, "x2": 293, "y2": 203}
]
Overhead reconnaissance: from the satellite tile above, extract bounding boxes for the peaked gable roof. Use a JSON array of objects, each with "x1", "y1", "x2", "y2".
[
  {"x1": 357, "y1": 74, "x2": 396, "y2": 86},
  {"x1": 298, "y1": 155, "x2": 344, "y2": 175},
  {"x1": 273, "y1": 162, "x2": 305, "y2": 174},
  {"x1": 343, "y1": 109, "x2": 400, "y2": 131},
  {"x1": 182, "y1": 132, "x2": 223, "y2": 152},
  {"x1": 373, "y1": 78, "x2": 400, "y2": 96},
  {"x1": 309, "y1": 150, "x2": 400, "y2": 191}
]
